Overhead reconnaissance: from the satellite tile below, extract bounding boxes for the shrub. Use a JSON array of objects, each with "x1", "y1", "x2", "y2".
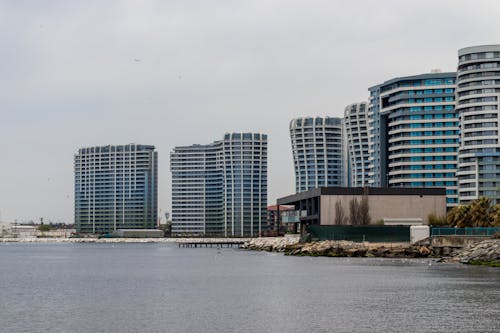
[
  {"x1": 38, "y1": 224, "x2": 50, "y2": 232},
  {"x1": 428, "y1": 213, "x2": 447, "y2": 226}
]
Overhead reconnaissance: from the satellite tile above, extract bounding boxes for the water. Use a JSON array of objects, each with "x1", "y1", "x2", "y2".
[{"x1": 0, "y1": 243, "x2": 499, "y2": 333}]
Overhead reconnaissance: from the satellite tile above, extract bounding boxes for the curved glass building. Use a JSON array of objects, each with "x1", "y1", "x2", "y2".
[
  {"x1": 171, "y1": 133, "x2": 267, "y2": 237},
  {"x1": 456, "y1": 45, "x2": 500, "y2": 204},
  {"x1": 290, "y1": 116, "x2": 344, "y2": 193},
  {"x1": 344, "y1": 102, "x2": 370, "y2": 187},
  {"x1": 368, "y1": 73, "x2": 459, "y2": 207}
]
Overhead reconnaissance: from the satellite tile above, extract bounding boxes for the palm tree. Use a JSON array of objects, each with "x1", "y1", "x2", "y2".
[
  {"x1": 447, "y1": 198, "x2": 499, "y2": 227},
  {"x1": 447, "y1": 204, "x2": 470, "y2": 227},
  {"x1": 489, "y1": 204, "x2": 500, "y2": 227},
  {"x1": 469, "y1": 197, "x2": 494, "y2": 227}
]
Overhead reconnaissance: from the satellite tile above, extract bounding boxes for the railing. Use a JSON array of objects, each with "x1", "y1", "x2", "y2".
[{"x1": 431, "y1": 227, "x2": 500, "y2": 237}]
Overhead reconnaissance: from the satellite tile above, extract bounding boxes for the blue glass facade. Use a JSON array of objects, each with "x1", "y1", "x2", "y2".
[
  {"x1": 74, "y1": 144, "x2": 158, "y2": 233},
  {"x1": 368, "y1": 73, "x2": 459, "y2": 207}
]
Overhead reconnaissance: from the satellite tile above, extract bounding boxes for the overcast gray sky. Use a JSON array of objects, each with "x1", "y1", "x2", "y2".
[{"x1": 1, "y1": 0, "x2": 500, "y2": 223}]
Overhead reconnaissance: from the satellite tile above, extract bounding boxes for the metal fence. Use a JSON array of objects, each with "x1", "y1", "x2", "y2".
[
  {"x1": 431, "y1": 227, "x2": 500, "y2": 237},
  {"x1": 307, "y1": 225, "x2": 410, "y2": 243}
]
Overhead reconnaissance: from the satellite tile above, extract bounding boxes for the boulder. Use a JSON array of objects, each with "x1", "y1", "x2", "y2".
[{"x1": 418, "y1": 246, "x2": 431, "y2": 256}]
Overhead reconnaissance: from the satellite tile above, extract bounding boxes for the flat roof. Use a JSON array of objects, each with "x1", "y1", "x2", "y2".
[
  {"x1": 458, "y1": 44, "x2": 500, "y2": 56},
  {"x1": 277, "y1": 187, "x2": 446, "y2": 205},
  {"x1": 369, "y1": 72, "x2": 456, "y2": 91}
]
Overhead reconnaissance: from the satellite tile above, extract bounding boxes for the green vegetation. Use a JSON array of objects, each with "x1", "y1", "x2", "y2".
[
  {"x1": 467, "y1": 260, "x2": 500, "y2": 267},
  {"x1": 38, "y1": 224, "x2": 51, "y2": 232},
  {"x1": 447, "y1": 197, "x2": 500, "y2": 227},
  {"x1": 428, "y1": 213, "x2": 447, "y2": 226}
]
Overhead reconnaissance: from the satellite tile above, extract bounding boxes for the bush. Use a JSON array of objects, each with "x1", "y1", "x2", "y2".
[
  {"x1": 38, "y1": 224, "x2": 50, "y2": 232},
  {"x1": 428, "y1": 213, "x2": 447, "y2": 226}
]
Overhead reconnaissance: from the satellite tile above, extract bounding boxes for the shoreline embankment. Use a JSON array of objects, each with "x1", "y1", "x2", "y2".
[
  {"x1": 241, "y1": 237, "x2": 500, "y2": 266},
  {"x1": 2, "y1": 235, "x2": 498, "y2": 266}
]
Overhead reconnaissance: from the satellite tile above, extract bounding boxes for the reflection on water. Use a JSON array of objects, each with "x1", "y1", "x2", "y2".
[{"x1": 1, "y1": 243, "x2": 499, "y2": 333}]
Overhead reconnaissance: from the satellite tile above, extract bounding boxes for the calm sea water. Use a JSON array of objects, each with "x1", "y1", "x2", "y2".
[{"x1": 0, "y1": 243, "x2": 499, "y2": 333}]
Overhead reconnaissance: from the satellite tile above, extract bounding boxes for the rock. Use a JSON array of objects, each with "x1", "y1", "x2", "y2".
[
  {"x1": 377, "y1": 247, "x2": 390, "y2": 256},
  {"x1": 345, "y1": 248, "x2": 360, "y2": 257},
  {"x1": 419, "y1": 246, "x2": 431, "y2": 256},
  {"x1": 452, "y1": 239, "x2": 500, "y2": 265}
]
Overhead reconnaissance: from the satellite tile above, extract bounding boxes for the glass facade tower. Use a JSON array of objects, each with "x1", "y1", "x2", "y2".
[
  {"x1": 456, "y1": 45, "x2": 500, "y2": 204},
  {"x1": 171, "y1": 133, "x2": 267, "y2": 237},
  {"x1": 368, "y1": 73, "x2": 459, "y2": 207},
  {"x1": 290, "y1": 116, "x2": 344, "y2": 193},
  {"x1": 344, "y1": 102, "x2": 370, "y2": 187},
  {"x1": 74, "y1": 144, "x2": 158, "y2": 233},
  {"x1": 170, "y1": 144, "x2": 222, "y2": 236}
]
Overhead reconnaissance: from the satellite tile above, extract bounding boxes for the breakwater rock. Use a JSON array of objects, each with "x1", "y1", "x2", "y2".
[
  {"x1": 242, "y1": 237, "x2": 433, "y2": 258},
  {"x1": 284, "y1": 241, "x2": 432, "y2": 258},
  {"x1": 452, "y1": 239, "x2": 500, "y2": 266},
  {"x1": 241, "y1": 236, "x2": 300, "y2": 252}
]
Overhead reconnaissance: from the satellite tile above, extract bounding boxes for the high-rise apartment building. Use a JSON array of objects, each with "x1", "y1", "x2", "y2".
[
  {"x1": 171, "y1": 133, "x2": 267, "y2": 237},
  {"x1": 169, "y1": 144, "x2": 222, "y2": 236},
  {"x1": 368, "y1": 73, "x2": 459, "y2": 207},
  {"x1": 456, "y1": 45, "x2": 500, "y2": 204},
  {"x1": 344, "y1": 102, "x2": 370, "y2": 187},
  {"x1": 74, "y1": 144, "x2": 158, "y2": 233},
  {"x1": 290, "y1": 116, "x2": 344, "y2": 193}
]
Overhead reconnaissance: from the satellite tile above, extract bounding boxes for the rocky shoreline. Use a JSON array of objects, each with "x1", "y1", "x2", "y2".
[
  {"x1": 242, "y1": 238, "x2": 433, "y2": 258},
  {"x1": 241, "y1": 237, "x2": 500, "y2": 266},
  {"x1": 450, "y1": 239, "x2": 500, "y2": 266},
  {"x1": 3, "y1": 235, "x2": 499, "y2": 266}
]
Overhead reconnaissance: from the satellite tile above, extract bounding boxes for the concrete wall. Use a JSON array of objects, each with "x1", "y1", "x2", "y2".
[
  {"x1": 431, "y1": 236, "x2": 490, "y2": 248},
  {"x1": 320, "y1": 194, "x2": 446, "y2": 225},
  {"x1": 113, "y1": 229, "x2": 164, "y2": 238}
]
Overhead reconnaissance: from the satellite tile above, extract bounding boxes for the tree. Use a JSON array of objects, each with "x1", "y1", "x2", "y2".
[
  {"x1": 447, "y1": 204, "x2": 471, "y2": 227},
  {"x1": 349, "y1": 198, "x2": 360, "y2": 225},
  {"x1": 491, "y1": 205, "x2": 500, "y2": 226},
  {"x1": 359, "y1": 195, "x2": 371, "y2": 225},
  {"x1": 447, "y1": 198, "x2": 499, "y2": 227},
  {"x1": 334, "y1": 200, "x2": 347, "y2": 225},
  {"x1": 469, "y1": 197, "x2": 494, "y2": 227}
]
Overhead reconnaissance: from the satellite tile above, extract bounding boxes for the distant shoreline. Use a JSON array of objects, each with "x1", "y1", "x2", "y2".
[{"x1": 0, "y1": 237, "x2": 254, "y2": 244}]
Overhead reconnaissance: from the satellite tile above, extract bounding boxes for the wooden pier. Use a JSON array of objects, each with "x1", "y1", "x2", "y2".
[{"x1": 177, "y1": 239, "x2": 247, "y2": 248}]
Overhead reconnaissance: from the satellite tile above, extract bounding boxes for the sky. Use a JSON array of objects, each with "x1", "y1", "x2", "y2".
[{"x1": 1, "y1": 0, "x2": 500, "y2": 223}]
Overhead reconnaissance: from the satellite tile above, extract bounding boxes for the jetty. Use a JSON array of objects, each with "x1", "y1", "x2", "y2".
[{"x1": 176, "y1": 238, "x2": 251, "y2": 248}]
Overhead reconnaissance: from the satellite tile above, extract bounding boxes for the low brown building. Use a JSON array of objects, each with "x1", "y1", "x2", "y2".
[{"x1": 277, "y1": 187, "x2": 446, "y2": 234}]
